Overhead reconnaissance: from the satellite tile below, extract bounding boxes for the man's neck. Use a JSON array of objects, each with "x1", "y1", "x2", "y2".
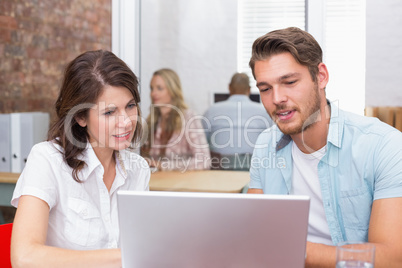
[{"x1": 291, "y1": 103, "x2": 331, "y2": 154}]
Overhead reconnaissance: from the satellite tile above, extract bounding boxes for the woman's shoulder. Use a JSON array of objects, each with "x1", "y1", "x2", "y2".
[
  {"x1": 25, "y1": 141, "x2": 64, "y2": 168},
  {"x1": 182, "y1": 108, "x2": 200, "y2": 118},
  {"x1": 31, "y1": 140, "x2": 63, "y2": 156}
]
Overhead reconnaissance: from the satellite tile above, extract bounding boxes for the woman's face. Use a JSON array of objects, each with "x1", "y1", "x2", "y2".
[
  {"x1": 150, "y1": 75, "x2": 172, "y2": 106},
  {"x1": 77, "y1": 85, "x2": 138, "y2": 155}
]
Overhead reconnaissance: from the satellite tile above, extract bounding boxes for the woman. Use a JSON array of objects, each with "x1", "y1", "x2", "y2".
[
  {"x1": 11, "y1": 50, "x2": 150, "y2": 268},
  {"x1": 142, "y1": 68, "x2": 210, "y2": 171}
]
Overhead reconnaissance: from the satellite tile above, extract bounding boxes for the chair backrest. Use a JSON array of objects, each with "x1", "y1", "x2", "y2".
[{"x1": 0, "y1": 223, "x2": 13, "y2": 268}]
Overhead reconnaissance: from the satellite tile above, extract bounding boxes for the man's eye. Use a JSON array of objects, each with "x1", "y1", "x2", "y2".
[{"x1": 286, "y1": 80, "x2": 297, "y2": 85}]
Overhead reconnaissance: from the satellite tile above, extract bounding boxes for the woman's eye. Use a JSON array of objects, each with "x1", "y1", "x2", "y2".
[
  {"x1": 286, "y1": 80, "x2": 296, "y2": 85},
  {"x1": 127, "y1": 103, "x2": 137, "y2": 109},
  {"x1": 104, "y1": 110, "x2": 114, "y2": 116}
]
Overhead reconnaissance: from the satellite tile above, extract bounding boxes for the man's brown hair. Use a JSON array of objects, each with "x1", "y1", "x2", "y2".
[{"x1": 249, "y1": 27, "x2": 322, "y2": 82}]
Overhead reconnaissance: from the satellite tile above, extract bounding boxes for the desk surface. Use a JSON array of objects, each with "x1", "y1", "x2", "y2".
[
  {"x1": 0, "y1": 172, "x2": 19, "y2": 184},
  {"x1": 0, "y1": 170, "x2": 250, "y2": 205},
  {"x1": 149, "y1": 170, "x2": 249, "y2": 193}
]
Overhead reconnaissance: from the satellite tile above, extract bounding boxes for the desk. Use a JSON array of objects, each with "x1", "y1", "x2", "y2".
[
  {"x1": 0, "y1": 170, "x2": 250, "y2": 206},
  {"x1": 149, "y1": 170, "x2": 250, "y2": 193}
]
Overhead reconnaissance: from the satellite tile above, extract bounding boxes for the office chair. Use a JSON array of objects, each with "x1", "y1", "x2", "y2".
[{"x1": 0, "y1": 223, "x2": 13, "y2": 268}]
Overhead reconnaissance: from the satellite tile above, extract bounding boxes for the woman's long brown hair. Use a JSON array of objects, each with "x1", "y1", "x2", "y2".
[{"x1": 48, "y1": 50, "x2": 142, "y2": 182}]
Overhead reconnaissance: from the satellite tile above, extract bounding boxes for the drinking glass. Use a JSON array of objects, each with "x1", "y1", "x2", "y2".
[{"x1": 336, "y1": 241, "x2": 375, "y2": 268}]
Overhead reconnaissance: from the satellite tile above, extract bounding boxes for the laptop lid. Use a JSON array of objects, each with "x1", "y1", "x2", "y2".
[{"x1": 117, "y1": 191, "x2": 310, "y2": 268}]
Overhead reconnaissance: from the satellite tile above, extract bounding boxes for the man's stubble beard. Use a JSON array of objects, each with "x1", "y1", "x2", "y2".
[{"x1": 274, "y1": 83, "x2": 321, "y2": 136}]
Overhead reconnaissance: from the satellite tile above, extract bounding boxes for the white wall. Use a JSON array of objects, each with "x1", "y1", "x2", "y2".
[
  {"x1": 366, "y1": 0, "x2": 402, "y2": 106},
  {"x1": 140, "y1": 0, "x2": 238, "y2": 118}
]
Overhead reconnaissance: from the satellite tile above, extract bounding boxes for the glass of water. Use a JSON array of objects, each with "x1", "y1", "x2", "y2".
[{"x1": 336, "y1": 241, "x2": 375, "y2": 268}]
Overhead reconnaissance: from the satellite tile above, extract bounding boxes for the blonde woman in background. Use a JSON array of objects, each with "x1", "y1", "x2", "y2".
[{"x1": 142, "y1": 68, "x2": 211, "y2": 171}]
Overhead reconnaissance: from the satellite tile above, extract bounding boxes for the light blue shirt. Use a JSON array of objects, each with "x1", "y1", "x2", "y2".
[
  {"x1": 249, "y1": 101, "x2": 402, "y2": 245},
  {"x1": 203, "y1": 95, "x2": 273, "y2": 155}
]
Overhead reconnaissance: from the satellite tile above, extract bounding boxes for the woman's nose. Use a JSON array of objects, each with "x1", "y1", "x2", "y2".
[{"x1": 116, "y1": 112, "x2": 133, "y2": 128}]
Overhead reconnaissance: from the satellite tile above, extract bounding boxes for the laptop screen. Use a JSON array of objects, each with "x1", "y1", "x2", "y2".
[{"x1": 117, "y1": 191, "x2": 310, "y2": 268}]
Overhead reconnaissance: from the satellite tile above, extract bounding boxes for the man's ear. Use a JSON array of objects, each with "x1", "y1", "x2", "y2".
[
  {"x1": 317, "y1": 63, "x2": 329, "y2": 90},
  {"x1": 75, "y1": 116, "x2": 87, "y2": 127},
  {"x1": 228, "y1": 84, "x2": 234, "y2": 95}
]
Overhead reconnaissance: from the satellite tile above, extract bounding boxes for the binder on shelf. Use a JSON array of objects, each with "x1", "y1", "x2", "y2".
[
  {"x1": 10, "y1": 112, "x2": 50, "y2": 173},
  {"x1": 0, "y1": 114, "x2": 11, "y2": 172}
]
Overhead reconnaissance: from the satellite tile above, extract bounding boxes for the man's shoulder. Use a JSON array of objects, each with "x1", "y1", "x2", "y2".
[
  {"x1": 203, "y1": 101, "x2": 234, "y2": 116},
  {"x1": 209, "y1": 100, "x2": 234, "y2": 108},
  {"x1": 205, "y1": 99, "x2": 266, "y2": 113},
  {"x1": 331, "y1": 109, "x2": 402, "y2": 156},
  {"x1": 255, "y1": 125, "x2": 284, "y2": 147},
  {"x1": 245, "y1": 101, "x2": 268, "y2": 113},
  {"x1": 341, "y1": 109, "x2": 400, "y2": 136}
]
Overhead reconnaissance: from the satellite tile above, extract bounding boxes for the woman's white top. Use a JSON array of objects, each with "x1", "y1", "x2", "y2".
[{"x1": 11, "y1": 141, "x2": 150, "y2": 250}]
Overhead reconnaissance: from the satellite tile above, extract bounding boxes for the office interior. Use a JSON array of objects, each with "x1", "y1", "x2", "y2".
[{"x1": 0, "y1": 0, "x2": 401, "y2": 224}]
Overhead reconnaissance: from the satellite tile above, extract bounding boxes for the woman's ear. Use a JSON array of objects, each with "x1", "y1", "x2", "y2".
[{"x1": 75, "y1": 116, "x2": 87, "y2": 128}]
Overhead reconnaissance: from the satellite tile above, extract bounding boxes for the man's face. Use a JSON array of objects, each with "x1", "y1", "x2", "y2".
[{"x1": 254, "y1": 52, "x2": 325, "y2": 136}]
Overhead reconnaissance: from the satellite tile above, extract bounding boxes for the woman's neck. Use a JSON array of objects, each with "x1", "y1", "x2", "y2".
[
  {"x1": 159, "y1": 106, "x2": 171, "y2": 118},
  {"x1": 92, "y1": 147, "x2": 116, "y2": 191}
]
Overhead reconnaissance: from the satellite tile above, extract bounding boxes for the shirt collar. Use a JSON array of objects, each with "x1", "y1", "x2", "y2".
[
  {"x1": 275, "y1": 99, "x2": 344, "y2": 151},
  {"x1": 76, "y1": 143, "x2": 101, "y2": 181},
  {"x1": 115, "y1": 150, "x2": 128, "y2": 178},
  {"x1": 326, "y1": 100, "x2": 344, "y2": 148}
]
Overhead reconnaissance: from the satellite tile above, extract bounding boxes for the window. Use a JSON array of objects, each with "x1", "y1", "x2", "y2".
[
  {"x1": 238, "y1": 0, "x2": 306, "y2": 91},
  {"x1": 238, "y1": 0, "x2": 366, "y2": 114},
  {"x1": 324, "y1": 0, "x2": 366, "y2": 114}
]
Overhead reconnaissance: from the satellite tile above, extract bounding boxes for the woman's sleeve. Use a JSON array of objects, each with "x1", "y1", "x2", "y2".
[{"x1": 11, "y1": 143, "x2": 59, "y2": 209}]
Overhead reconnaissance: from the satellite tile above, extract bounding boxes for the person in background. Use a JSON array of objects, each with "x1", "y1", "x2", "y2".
[
  {"x1": 203, "y1": 72, "x2": 272, "y2": 170},
  {"x1": 247, "y1": 27, "x2": 402, "y2": 267},
  {"x1": 11, "y1": 50, "x2": 150, "y2": 268},
  {"x1": 141, "y1": 68, "x2": 211, "y2": 171}
]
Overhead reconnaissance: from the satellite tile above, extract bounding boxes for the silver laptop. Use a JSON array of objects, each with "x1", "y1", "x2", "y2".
[{"x1": 117, "y1": 191, "x2": 310, "y2": 268}]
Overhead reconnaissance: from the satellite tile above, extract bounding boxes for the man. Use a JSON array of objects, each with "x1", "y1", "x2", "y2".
[
  {"x1": 203, "y1": 73, "x2": 272, "y2": 170},
  {"x1": 247, "y1": 27, "x2": 402, "y2": 267}
]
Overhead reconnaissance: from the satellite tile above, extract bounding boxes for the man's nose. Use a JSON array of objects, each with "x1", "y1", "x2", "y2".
[{"x1": 272, "y1": 87, "x2": 287, "y2": 105}]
